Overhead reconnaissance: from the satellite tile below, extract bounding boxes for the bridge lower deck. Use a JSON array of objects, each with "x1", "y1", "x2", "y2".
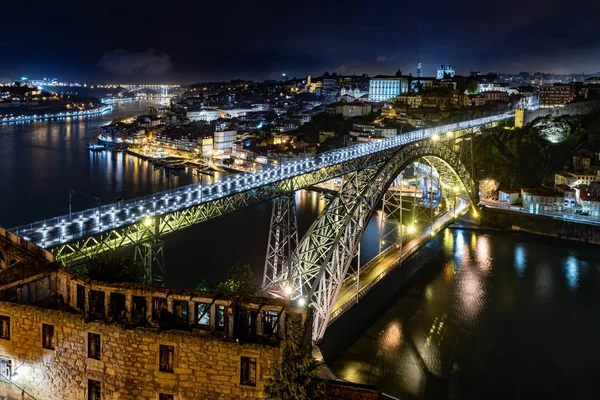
[{"x1": 329, "y1": 199, "x2": 470, "y2": 324}]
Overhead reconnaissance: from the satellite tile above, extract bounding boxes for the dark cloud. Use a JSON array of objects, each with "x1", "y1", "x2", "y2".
[{"x1": 97, "y1": 49, "x2": 172, "y2": 76}]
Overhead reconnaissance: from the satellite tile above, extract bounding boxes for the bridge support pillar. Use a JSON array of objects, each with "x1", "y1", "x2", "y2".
[
  {"x1": 134, "y1": 239, "x2": 165, "y2": 285},
  {"x1": 378, "y1": 172, "x2": 404, "y2": 253},
  {"x1": 262, "y1": 192, "x2": 299, "y2": 296}
]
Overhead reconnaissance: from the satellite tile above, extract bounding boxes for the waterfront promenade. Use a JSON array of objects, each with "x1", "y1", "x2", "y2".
[{"x1": 0, "y1": 104, "x2": 112, "y2": 124}]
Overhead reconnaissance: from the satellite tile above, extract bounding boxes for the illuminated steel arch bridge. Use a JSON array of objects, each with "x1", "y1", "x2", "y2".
[
  {"x1": 263, "y1": 141, "x2": 479, "y2": 340},
  {"x1": 9, "y1": 112, "x2": 513, "y2": 339}
]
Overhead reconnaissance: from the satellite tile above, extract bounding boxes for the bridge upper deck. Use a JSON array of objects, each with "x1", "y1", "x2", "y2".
[{"x1": 9, "y1": 112, "x2": 513, "y2": 259}]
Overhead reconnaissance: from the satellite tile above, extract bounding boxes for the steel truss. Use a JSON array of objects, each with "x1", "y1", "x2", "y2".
[
  {"x1": 268, "y1": 142, "x2": 476, "y2": 341},
  {"x1": 134, "y1": 239, "x2": 165, "y2": 285},
  {"x1": 378, "y1": 173, "x2": 406, "y2": 253},
  {"x1": 262, "y1": 192, "x2": 299, "y2": 295}
]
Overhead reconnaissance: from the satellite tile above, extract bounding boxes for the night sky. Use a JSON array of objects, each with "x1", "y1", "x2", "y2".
[{"x1": 1, "y1": 0, "x2": 598, "y2": 83}]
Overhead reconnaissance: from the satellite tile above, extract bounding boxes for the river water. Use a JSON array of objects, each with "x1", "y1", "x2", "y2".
[
  {"x1": 323, "y1": 228, "x2": 600, "y2": 399},
  {"x1": 2, "y1": 101, "x2": 599, "y2": 398}
]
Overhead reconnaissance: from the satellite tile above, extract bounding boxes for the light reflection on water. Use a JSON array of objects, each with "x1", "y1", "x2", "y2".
[
  {"x1": 515, "y1": 245, "x2": 526, "y2": 277},
  {"x1": 0, "y1": 100, "x2": 205, "y2": 227},
  {"x1": 564, "y1": 255, "x2": 579, "y2": 291},
  {"x1": 328, "y1": 229, "x2": 600, "y2": 399}
]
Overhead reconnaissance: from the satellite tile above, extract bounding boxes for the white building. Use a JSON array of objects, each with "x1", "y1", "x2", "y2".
[
  {"x1": 436, "y1": 65, "x2": 455, "y2": 80},
  {"x1": 478, "y1": 83, "x2": 510, "y2": 93},
  {"x1": 498, "y1": 189, "x2": 519, "y2": 204},
  {"x1": 187, "y1": 109, "x2": 219, "y2": 122},
  {"x1": 213, "y1": 130, "x2": 236, "y2": 154},
  {"x1": 350, "y1": 124, "x2": 397, "y2": 138},
  {"x1": 521, "y1": 188, "x2": 564, "y2": 211},
  {"x1": 574, "y1": 184, "x2": 600, "y2": 216},
  {"x1": 580, "y1": 198, "x2": 600, "y2": 216},
  {"x1": 369, "y1": 77, "x2": 409, "y2": 102},
  {"x1": 197, "y1": 135, "x2": 214, "y2": 157}
]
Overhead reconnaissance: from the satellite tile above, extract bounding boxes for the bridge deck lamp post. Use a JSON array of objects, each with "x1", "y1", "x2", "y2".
[
  {"x1": 453, "y1": 186, "x2": 459, "y2": 221},
  {"x1": 356, "y1": 241, "x2": 361, "y2": 304},
  {"x1": 399, "y1": 172, "x2": 403, "y2": 266}
]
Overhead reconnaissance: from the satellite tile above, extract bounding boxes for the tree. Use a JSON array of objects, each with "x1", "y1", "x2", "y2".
[
  {"x1": 86, "y1": 251, "x2": 145, "y2": 283},
  {"x1": 196, "y1": 264, "x2": 260, "y2": 295},
  {"x1": 454, "y1": 76, "x2": 467, "y2": 93},
  {"x1": 466, "y1": 79, "x2": 479, "y2": 94},
  {"x1": 264, "y1": 314, "x2": 324, "y2": 400}
]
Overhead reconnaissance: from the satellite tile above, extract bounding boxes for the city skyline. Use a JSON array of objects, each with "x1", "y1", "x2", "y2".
[{"x1": 2, "y1": 0, "x2": 598, "y2": 83}]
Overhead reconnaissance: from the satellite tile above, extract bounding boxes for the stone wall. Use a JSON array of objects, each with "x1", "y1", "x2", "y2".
[
  {"x1": 481, "y1": 206, "x2": 600, "y2": 245},
  {"x1": 324, "y1": 380, "x2": 383, "y2": 399},
  {"x1": 524, "y1": 101, "x2": 600, "y2": 125},
  {"x1": 0, "y1": 301, "x2": 279, "y2": 400},
  {"x1": 0, "y1": 227, "x2": 54, "y2": 272}
]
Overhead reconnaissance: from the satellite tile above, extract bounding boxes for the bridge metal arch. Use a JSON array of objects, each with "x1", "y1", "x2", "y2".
[{"x1": 288, "y1": 142, "x2": 477, "y2": 341}]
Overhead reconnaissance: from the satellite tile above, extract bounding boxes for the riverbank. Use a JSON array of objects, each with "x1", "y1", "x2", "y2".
[
  {"x1": 0, "y1": 104, "x2": 112, "y2": 124},
  {"x1": 480, "y1": 206, "x2": 600, "y2": 245}
]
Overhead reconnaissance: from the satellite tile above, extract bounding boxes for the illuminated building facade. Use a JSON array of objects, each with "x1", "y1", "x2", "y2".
[
  {"x1": 368, "y1": 76, "x2": 409, "y2": 102},
  {"x1": 186, "y1": 109, "x2": 219, "y2": 122},
  {"x1": 436, "y1": 65, "x2": 455, "y2": 80},
  {"x1": 213, "y1": 130, "x2": 236, "y2": 154}
]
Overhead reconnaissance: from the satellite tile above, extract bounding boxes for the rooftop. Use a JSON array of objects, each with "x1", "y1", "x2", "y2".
[{"x1": 521, "y1": 187, "x2": 562, "y2": 197}]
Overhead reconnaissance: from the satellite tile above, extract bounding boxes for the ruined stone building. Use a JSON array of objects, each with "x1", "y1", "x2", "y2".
[{"x1": 0, "y1": 227, "x2": 306, "y2": 399}]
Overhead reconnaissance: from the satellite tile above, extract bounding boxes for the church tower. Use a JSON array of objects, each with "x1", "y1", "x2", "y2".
[{"x1": 417, "y1": 61, "x2": 422, "y2": 78}]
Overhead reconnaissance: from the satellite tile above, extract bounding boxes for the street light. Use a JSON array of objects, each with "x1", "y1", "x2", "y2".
[
  {"x1": 453, "y1": 186, "x2": 459, "y2": 220},
  {"x1": 283, "y1": 285, "x2": 293, "y2": 297}
]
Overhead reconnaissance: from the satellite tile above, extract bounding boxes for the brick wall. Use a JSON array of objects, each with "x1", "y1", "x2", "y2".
[{"x1": 0, "y1": 302, "x2": 279, "y2": 400}]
